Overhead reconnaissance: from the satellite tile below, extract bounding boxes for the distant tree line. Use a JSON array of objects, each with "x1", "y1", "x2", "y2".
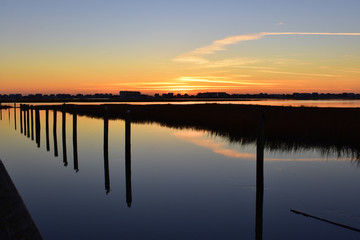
[{"x1": 1, "y1": 91, "x2": 360, "y2": 102}]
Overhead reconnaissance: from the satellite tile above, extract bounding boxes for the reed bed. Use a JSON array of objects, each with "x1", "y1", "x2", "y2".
[{"x1": 36, "y1": 103, "x2": 360, "y2": 159}]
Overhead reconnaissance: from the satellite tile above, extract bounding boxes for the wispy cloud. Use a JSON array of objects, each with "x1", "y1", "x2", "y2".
[
  {"x1": 173, "y1": 32, "x2": 360, "y2": 64},
  {"x1": 177, "y1": 76, "x2": 276, "y2": 86},
  {"x1": 89, "y1": 75, "x2": 279, "y2": 93},
  {"x1": 335, "y1": 67, "x2": 360, "y2": 74},
  {"x1": 173, "y1": 33, "x2": 263, "y2": 64},
  {"x1": 205, "y1": 58, "x2": 262, "y2": 68},
  {"x1": 260, "y1": 70, "x2": 340, "y2": 77},
  {"x1": 276, "y1": 22, "x2": 284, "y2": 26}
]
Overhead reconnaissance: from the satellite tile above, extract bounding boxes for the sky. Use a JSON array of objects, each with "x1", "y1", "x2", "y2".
[{"x1": 1, "y1": 0, "x2": 360, "y2": 95}]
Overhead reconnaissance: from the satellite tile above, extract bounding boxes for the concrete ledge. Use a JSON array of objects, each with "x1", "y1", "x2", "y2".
[{"x1": 0, "y1": 160, "x2": 43, "y2": 240}]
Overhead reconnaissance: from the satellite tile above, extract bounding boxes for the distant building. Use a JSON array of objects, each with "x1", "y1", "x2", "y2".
[
  {"x1": 119, "y1": 91, "x2": 141, "y2": 98},
  {"x1": 196, "y1": 92, "x2": 229, "y2": 98}
]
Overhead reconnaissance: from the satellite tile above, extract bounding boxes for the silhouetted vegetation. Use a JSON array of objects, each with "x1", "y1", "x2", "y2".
[
  {"x1": 32, "y1": 103, "x2": 360, "y2": 160},
  {"x1": 2, "y1": 91, "x2": 360, "y2": 102}
]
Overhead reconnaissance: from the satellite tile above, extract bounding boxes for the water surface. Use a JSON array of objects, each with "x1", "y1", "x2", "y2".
[{"x1": 0, "y1": 107, "x2": 359, "y2": 239}]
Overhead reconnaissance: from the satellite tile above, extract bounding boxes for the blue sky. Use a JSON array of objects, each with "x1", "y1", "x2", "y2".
[{"x1": 1, "y1": 0, "x2": 359, "y2": 94}]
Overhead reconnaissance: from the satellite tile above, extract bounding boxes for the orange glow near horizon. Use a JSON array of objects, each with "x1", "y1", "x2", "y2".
[{"x1": 1, "y1": 31, "x2": 359, "y2": 95}]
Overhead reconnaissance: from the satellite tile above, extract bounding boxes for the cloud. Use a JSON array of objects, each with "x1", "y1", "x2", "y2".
[
  {"x1": 205, "y1": 58, "x2": 262, "y2": 68},
  {"x1": 173, "y1": 32, "x2": 360, "y2": 64},
  {"x1": 177, "y1": 76, "x2": 277, "y2": 86},
  {"x1": 276, "y1": 22, "x2": 284, "y2": 26},
  {"x1": 260, "y1": 70, "x2": 340, "y2": 77},
  {"x1": 173, "y1": 33, "x2": 264, "y2": 64},
  {"x1": 94, "y1": 75, "x2": 279, "y2": 93},
  {"x1": 335, "y1": 68, "x2": 360, "y2": 74}
]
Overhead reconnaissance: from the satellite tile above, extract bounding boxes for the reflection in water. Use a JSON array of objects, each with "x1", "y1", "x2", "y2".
[
  {"x1": 31, "y1": 108, "x2": 34, "y2": 141},
  {"x1": 103, "y1": 107, "x2": 110, "y2": 193},
  {"x1": 256, "y1": 116, "x2": 264, "y2": 240},
  {"x1": 62, "y1": 107, "x2": 67, "y2": 166},
  {"x1": 4, "y1": 104, "x2": 360, "y2": 239},
  {"x1": 53, "y1": 110, "x2": 58, "y2": 157},
  {"x1": 20, "y1": 107, "x2": 23, "y2": 133},
  {"x1": 27, "y1": 108, "x2": 30, "y2": 138},
  {"x1": 24, "y1": 107, "x2": 27, "y2": 136},
  {"x1": 14, "y1": 104, "x2": 17, "y2": 130},
  {"x1": 59, "y1": 104, "x2": 360, "y2": 161},
  {"x1": 174, "y1": 130, "x2": 255, "y2": 159},
  {"x1": 125, "y1": 110, "x2": 132, "y2": 207},
  {"x1": 35, "y1": 108, "x2": 40, "y2": 148},
  {"x1": 73, "y1": 109, "x2": 79, "y2": 172},
  {"x1": 46, "y1": 109, "x2": 50, "y2": 151},
  {"x1": 10, "y1": 106, "x2": 135, "y2": 204}
]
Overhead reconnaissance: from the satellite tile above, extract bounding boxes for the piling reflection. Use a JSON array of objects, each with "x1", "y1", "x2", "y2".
[
  {"x1": 14, "y1": 104, "x2": 17, "y2": 130},
  {"x1": 255, "y1": 115, "x2": 264, "y2": 240},
  {"x1": 20, "y1": 107, "x2": 23, "y2": 134},
  {"x1": 31, "y1": 108, "x2": 34, "y2": 141},
  {"x1": 125, "y1": 110, "x2": 132, "y2": 207},
  {"x1": 9, "y1": 104, "x2": 271, "y2": 214},
  {"x1": 27, "y1": 108, "x2": 30, "y2": 138},
  {"x1": 103, "y1": 107, "x2": 110, "y2": 194},
  {"x1": 46, "y1": 109, "x2": 50, "y2": 151},
  {"x1": 24, "y1": 106, "x2": 27, "y2": 136},
  {"x1": 62, "y1": 107, "x2": 67, "y2": 166},
  {"x1": 73, "y1": 108, "x2": 79, "y2": 172},
  {"x1": 53, "y1": 110, "x2": 58, "y2": 157},
  {"x1": 35, "y1": 108, "x2": 40, "y2": 148}
]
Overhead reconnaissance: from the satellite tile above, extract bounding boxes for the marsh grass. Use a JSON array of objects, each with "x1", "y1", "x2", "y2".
[{"x1": 36, "y1": 103, "x2": 360, "y2": 160}]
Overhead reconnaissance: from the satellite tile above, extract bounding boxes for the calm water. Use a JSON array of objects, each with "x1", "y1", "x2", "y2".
[{"x1": 0, "y1": 107, "x2": 360, "y2": 239}]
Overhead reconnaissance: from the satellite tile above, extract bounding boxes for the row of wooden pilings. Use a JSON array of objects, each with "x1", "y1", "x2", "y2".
[
  {"x1": 18, "y1": 104, "x2": 41, "y2": 147},
  {"x1": 16, "y1": 104, "x2": 133, "y2": 207},
  {"x1": 11, "y1": 103, "x2": 263, "y2": 237}
]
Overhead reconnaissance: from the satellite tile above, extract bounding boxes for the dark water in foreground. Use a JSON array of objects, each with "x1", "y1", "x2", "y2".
[{"x1": 0, "y1": 107, "x2": 360, "y2": 239}]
